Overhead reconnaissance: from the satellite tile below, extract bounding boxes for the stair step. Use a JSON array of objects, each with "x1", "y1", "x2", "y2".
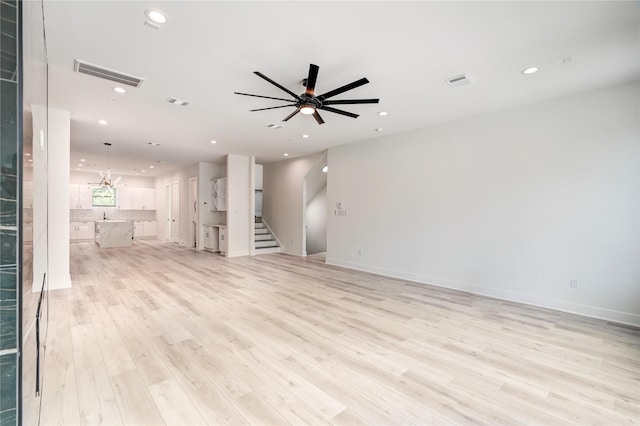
[
  {"x1": 255, "y1": 234, "x2": 272, "y2": 241},
  {"x1": 255, "y1": 228, "x2": 268, "y2": 235},
  {"x1": 255, "y1": 222, "x2": 266, "y2": 229},
  {"x1": 256, "y1": 240, "x2": 279, "y2": 248},
  {"x1": 254, "y1": 246, "x2": 281, "y2": 255}
]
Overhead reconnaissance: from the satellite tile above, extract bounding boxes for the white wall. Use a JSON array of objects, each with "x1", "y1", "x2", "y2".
[
  {"x1": 197, "y1": 161, "x2": 226, "y2": 250},
  {"x1": 306, "y1": 186, "x2": 327, "y2": 254},
  {"x1": 227, "y1": 154, "x2": 252, "y2": 257},
  {"x1": 263, "y1": 152, "x2": 323, "y2": 255},
  {"x1": 327, "y1": 81, "x2": 640, "y2": 325},
  {"x1": 155, "y1": 164, "x2": 198, "y2": 244}
]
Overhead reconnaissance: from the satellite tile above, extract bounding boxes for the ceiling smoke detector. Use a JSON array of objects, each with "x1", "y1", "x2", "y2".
[{"x1": 445, "y1": 74, "x2": 474, "y2": 88}]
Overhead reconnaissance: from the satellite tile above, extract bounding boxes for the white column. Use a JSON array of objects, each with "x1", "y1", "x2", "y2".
[
  {"x1": 226, "y1": 154, "x2": 252, "y2": 257},
  {"x1": 31, "y1": 105, "x2": 71, "y2": 291}
]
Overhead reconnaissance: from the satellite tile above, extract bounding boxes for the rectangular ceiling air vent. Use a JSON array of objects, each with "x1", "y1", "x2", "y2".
[
  {"x1": 445, "y1": 74, "x2": 474, "y2": 88},
  {"x1": 74, "y1": 59, "x2": 144, "y2": 87},
  {"x1": 166, "y1": 97, "x2": 190, "y2": 107}
]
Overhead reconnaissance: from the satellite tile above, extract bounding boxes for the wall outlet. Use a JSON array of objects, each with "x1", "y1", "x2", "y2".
[{"x1": 570, "y1": 279, "x2": 578, "y2": 288}]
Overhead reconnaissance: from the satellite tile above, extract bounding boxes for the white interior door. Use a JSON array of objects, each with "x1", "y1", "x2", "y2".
[
  {"x1": 165, "y1": 184, "x2": 172, "y2": 241},
  {"x1": 171, "y1": 181, "x2": 180, "y2": 243},
  {"x1": 189, "y1": 177, "x2": 198, "y2": 248}
]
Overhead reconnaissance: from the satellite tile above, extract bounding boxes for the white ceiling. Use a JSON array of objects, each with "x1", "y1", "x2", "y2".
[{"x1": 26, "y1": 1, "x2": 639, "y2": 177}]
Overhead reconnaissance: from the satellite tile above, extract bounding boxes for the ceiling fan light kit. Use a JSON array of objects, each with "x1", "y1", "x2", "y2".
[{"x1": 234, "y1": 63, "x2": 379, "y2": 125}]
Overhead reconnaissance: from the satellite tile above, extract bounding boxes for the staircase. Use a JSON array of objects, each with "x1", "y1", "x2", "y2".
[{"x1": 254, "y1": 218, "x2": 280, "y2": 255}]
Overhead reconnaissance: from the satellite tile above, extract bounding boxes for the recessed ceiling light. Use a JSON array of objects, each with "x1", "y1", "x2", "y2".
[
  {"x1": 24, "y1": 153, "x2": 31, "y2": 156},
  {"x1": 149, "y1": 165, "x2": 154, "y2": 169},
  {"x1": 80, "y1": 158, "x2": 85, "y2": 162},
  {"x1": 28, "y1": 159, "x2": 32, "y2": 162},
  {"x1": 283, "y1": 153, "x2": 289, "y2": 157},
  {"x1": 77, "y1": 163, "x2": 83, "y2": 167},
  {"x1": 374, "y1": 128, "x2": 383, "y2": 132},
  {"x1": 145, "y1": 9, "x2": 167, "y2": 24},
  {"x1": 378, "y1": 111, "x2": 388, "y2": 116},
  {"x1": 98, "y1": 120, "x2": 107, "y2": 125},
  {"x1": 210, "y1": 140, "x2": 217, "y2": 144},
  {"x1": 113, "y1": 87, "x2": 126, "y2": 94},
  {"x1": 322, "y1": 165, "x2": 328, "y2": 173},
  {"x1": 302, "y1": 134, "x2": 309, "y2": 138},
  {"x1": 521, "y1": 66, "x2": 539, "y2": 75}
]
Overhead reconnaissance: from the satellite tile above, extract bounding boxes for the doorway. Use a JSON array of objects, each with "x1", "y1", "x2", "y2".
[{"x1": 303, "y1": 154, "x2": 328, "y2": 256}]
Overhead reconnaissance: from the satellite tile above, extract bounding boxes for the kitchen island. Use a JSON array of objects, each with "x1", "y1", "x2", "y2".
[{"x1": 95, "y1": 220, "x2": 133, "y2": 248}]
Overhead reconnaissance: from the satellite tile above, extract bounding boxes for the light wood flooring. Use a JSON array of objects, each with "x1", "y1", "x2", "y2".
[{"x1": 22, "y1": 239, "x2": 640, "y2": 425}]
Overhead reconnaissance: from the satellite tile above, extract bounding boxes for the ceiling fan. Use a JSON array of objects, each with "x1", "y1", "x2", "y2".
[{"x1": 234, "y1": 63, "x2": 379, "y2": 125}]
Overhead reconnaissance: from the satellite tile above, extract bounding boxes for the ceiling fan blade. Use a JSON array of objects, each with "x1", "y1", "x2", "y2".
[
  {"x1": 313, "y1": 110, "x2": 325, "y2": 125},
  {"x1": 113, "y1": 176, "x2": 122, "y2": 186},
  {"x1": 322, "y1": 98, "x2": 379, "y2": 105},
  {"x1": 317, "y1": 78, "x2": 369, "y2": 101},
  {"x1": 319, "y1": 105, "x2": 359, "y2": 119},
  {"x1": 305, "y1": 64, "x2": 319, "y2": 96},
  {"x1": 282, "y1": 107, "x2": 301, "y2": 122},
  {"x1": 254, "y1": 72, "x2": 302, "y2": 101},
  {"x1": 234, "y1": 92, "x2": 295, "y2": 103},
  {"x1": 250, "y1": 104, "x2": 297, "y2": 112}
]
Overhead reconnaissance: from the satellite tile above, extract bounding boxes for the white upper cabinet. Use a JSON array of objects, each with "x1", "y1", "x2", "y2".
[
  {"x1": 70, "y1": 184, "x2": 94, "y2": 209},
  {"x1": 132, "y1": 187, "x2": 155, "y2": 210},
  {"x1": 210, "y1": 177, "x2": 227, "y2": 211},
  {"x1": 70, "y1": 184, "x2": 155, "y2": 211},
  {"x1": 117, "y1": 187, "x2": 134, "y2": 209},
  {"x1": 144, "y1": 188, "x2": 156, "y2": 210}
]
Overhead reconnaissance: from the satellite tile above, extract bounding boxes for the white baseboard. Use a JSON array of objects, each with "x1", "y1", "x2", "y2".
[{"x1": 326, "y1": 257, "x2": 640, "y2": 327}]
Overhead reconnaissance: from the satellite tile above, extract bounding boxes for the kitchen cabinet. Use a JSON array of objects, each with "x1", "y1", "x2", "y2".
[
  {"x1": 218, "y1": 225, "x2": 227, "y2": 255},
  {"x1": 210, "y1": 178, "x2": 227, "y2": 211},
  {"x1": 133, "y1": 220, "x2": 157, "y2": 238},
  {"x1": 132, "y1": 188, "x2": 155, "y2": 210},
  {"x1": 117, "y1": 187, "x2": 134, "y2": 209},
  {"x1": 144, "y1": 220, "x2": 156, "y2": 237},
  {"x1": 70, "y1": 184, "x2": 94, "y2": 209},
  {"x1": 203, "y1": 224, "x2": 220, "y2": 251},
  {"x1": 70, "y1": 221, "x2": 94, "y2": 241}
]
